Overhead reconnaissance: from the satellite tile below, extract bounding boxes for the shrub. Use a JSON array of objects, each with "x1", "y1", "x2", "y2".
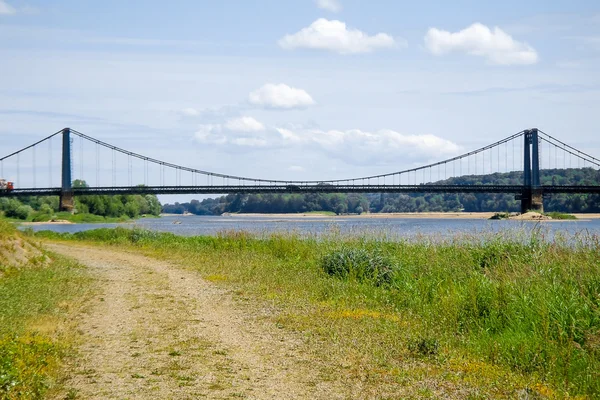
[
  {"x1": 320, "y1": 247, "x2": 396, "y2": 285},
  {"x1": 6, "y1": 205, "x2": 32, "y2": 220},
  {"x1": 408, "y1": 337, "x2": 440, "y2": 356}
]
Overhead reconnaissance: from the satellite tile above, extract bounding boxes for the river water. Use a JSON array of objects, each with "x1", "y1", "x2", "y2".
[{"x1": 22, "y1": 215, "x2": 600, "y2": 240}]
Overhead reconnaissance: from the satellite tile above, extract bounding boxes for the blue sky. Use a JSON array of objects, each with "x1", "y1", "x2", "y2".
[{"x1": 1, "y1": 0, "x2": 599, "y2": 201}]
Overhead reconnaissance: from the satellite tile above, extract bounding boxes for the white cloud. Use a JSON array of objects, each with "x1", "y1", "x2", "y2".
[
  {"x1": 300, "y1": 128, "x2": 461, "y2": 165},
  {"x1": 276, "y1": 128, "x2": 302, "y2": 142},
  {"x1": 181, "y1": 107, "x2": 200, "y2": 117},
  {"x1": 315, "y1": 0, "x2": 342, "y2": 13},
  {"x1": 231, "y1": 137, "x2": 268, "y2": 147},
  {"x1": 194, "y1": 117, "x2": 267, "y2": 148},
  {"x1": 0, "y1": 0, "x2": 16, "y2": 15},
  {"x1": 249, "y1": 83, "x2": 315, "y2": 109},
  {"x1": 288, "y1": 165, "x2": 306, "y2": 172},
  {"x1": 195, "y1": 121, "x2": 461, "y2": 166},
  {"x1": 278, "y1": 18, "x2": 398, "y2": 54},
  {"x1": 424, "y1": 23, "x2": 538, "y2": 65},
  {"x1": 194, "y1": 124, "x2": 227, "y2": 145},
  {"x1": 224, "y1": 116, "x2": 265, "y2": 132}
]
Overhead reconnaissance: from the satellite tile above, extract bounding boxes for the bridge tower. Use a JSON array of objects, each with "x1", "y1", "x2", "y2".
[
  {"x1": 521, "y1": 128, "x2": 543, "y2": 213},
  {"x1": 59, "y1": 127, "x2": 74, "y2": 212}
]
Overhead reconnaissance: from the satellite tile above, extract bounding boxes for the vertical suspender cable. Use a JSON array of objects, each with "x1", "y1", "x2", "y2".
[
  {"x1": 96, "y1": 143, "x2": 99, "y2": 187},
  {"x1": 33, "y1": 146, "x2": 36, "y2": 188},
  {"x1": 49, "y1": 138, "x2": 52, "y2": 187},
  {"x1": 112, "y1": 149, "x2": 116, "y2": 187},
  {"x1": 548, "y1": 140, "x2": 550, "y2": 171},
  {"x1": 128, "y1": 154, "x2": 132, "y2": 186},
  {"x1": 504, "y1": 142, "x2": 507, "y2": 173},
  {"x1": 80, "y1": 136, "x2": 83, "y2": 182},
  {"x1": 468, "y1": 154, "x2": 470, "y2": 175},
  {"x1": 520, "y1": 135, "x2": 523, "y2": 172},
  {"x1": 483, "y1": 152, "x2": 485, "y2": 175}
]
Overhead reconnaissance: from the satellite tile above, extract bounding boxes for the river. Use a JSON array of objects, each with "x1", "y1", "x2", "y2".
[{"x1": 21, "y1": 214, "x2": 600, "y2": 240}]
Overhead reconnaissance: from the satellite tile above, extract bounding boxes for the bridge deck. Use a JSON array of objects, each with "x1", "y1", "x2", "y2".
[{"x1": 1, "y1": 185, "x2": 599, "y2": 197}]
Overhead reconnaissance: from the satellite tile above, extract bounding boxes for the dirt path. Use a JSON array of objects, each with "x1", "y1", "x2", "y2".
[{"x1": 46, "y1": 243, "x2": 348, "y2": 400}]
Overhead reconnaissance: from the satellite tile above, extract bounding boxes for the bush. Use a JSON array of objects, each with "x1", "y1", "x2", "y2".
[
  {"x1": 321, "y1": 247, "x2": 396, "y2": 285},
  {"x1": 408, "y1": 337, "x2": 440, "y2": 356},
  {"x1": 30, "y1": 212, "x2": 52, "y2": 223},
  {"x1": 6, "y1": 205, "x2": 33, "y2": 220}
]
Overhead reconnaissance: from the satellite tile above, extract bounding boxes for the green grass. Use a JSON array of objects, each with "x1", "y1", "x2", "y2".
[
  {"x1": 303, "y1": 210, "x2": 337, "y2": 216},
  {"x1": 4, "y1": 211, "x2": 136, "y2": 224},
  {"x1": 37, "y1": 212, "x2": 131, "y2": 223},
  {"x1": 543, "y1": 212, "x2": 578, "y2": 220},
  {"x1": 0, "y1": 219, "x2": 90, "y2": 399},
  {"x1": 489, "y1": 212, "x2": 511, "y2": 220},
  {"x1": 35, "y1": 227, "x2": 600, "y2": 398}
]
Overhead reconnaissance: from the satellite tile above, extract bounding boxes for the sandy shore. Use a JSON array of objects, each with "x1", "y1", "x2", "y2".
[
  {"x1": 572, "y1": 213, "x2": 600, "y2": 219},
  {"x1": 229, "y1": 212, "x2": 497, "y2": 219},
  {"x1": 20, "y1": 220, "x2": 73, "y2": 225},
  {"x1": 228, "y1": 212, "x2": 600, "y2": 220}
]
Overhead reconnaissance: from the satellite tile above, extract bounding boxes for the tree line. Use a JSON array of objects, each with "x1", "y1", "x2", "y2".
[
  {"x1": 162, "y1": 168, "x2": 600, "y2": 215},
  {"x1": 0, "y1": 180, "x2": 161, "y2": 221}
]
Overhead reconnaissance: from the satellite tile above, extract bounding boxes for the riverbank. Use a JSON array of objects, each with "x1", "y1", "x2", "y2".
[
  {"x1": 15, "y1": 213, "x2": 159, "y2": 225},
  {"x1": 0, "y1": 219, "x2": 91, "y2": 399},
  {"x1": 224, "y1": 212, "x2": 499, "y2": 219},
  {"x1": 20, "y1": 219, "x2": 74, "y2": 225},
  {"x1": 34, "y1": 227, "x2": 600, "y2": 398},
  {"x1": 21, "y1": 212, "x2": 600, "y2": 225},
  {"x1": 228, "y1": 211, "x2": 600, "y2": 220}
]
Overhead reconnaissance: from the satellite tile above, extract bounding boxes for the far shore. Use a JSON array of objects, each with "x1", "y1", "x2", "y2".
[
  {"x1": 20, "y1": 219, "x2": 74, "y2": 225},
  {"x1": 222, "y1": 212, "x2": 600, "y2": 220},
  {"x1": 19, "y1": 212, "x2": 600, "y2": 225},
  {"x1": 226, "y1": 212, "x2": 496, "y2": 219}
]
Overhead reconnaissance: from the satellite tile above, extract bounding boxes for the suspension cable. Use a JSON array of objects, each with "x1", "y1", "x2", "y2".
[{"x1": 68, "y1": 128, "x2": 526, "y2": 185}]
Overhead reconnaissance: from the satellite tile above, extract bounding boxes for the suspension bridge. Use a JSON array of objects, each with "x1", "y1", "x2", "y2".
[{"x1": 0, "y1": 128, "x2": 599, "y2": 213}]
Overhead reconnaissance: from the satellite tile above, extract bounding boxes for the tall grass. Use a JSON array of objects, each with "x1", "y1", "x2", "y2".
[
  {"x1": 1, "y1": 219, "x2": 90, "y2": 399},
  {"x1": 36, "y1": 227, "x2": 600, "y2": 397}
]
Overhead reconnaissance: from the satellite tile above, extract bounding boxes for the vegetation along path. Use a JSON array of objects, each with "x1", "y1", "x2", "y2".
[
  {"x1": 46, "y1": 243, "x2": 348, "y2": 400},
  {"x1": 39, "y1": 228, "x2": 599, "y2": 399}
]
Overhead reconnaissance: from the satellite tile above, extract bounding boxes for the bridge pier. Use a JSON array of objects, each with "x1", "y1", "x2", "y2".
[
  {"x1": 59, "y1": 191, "x2": 74, "y2": 212},
  {"x1": 520, "y1": 129, "x2": 544, "y2": 214},
  {"x1": 59, "y1": 127, "x2": 74, "y2": 212},
  {"x1": 520, "y1": 188, "x2": 544, "y2": 214}
]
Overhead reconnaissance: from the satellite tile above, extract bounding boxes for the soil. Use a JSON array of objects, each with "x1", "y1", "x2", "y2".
[
  {"x1": 510, "y1": 212, "x2": 552, "y2": 221},
  {"x1": 45, "y1": 243, "x2": 349, "y2": 400},
  {"x1": 0, "y1": 236, "x2": 49, "y2": 269},
  {"x1": 20, "y1": 219, "x2": 73, "y2": 225}
]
